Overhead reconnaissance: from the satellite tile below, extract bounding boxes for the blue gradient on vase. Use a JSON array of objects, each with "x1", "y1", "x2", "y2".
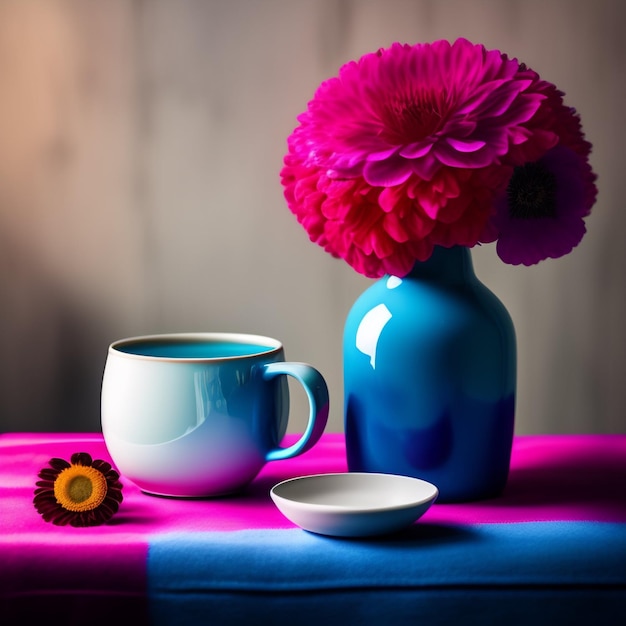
[{"x1": 343, "y1": 246, "x2": 516, "y2": 502}]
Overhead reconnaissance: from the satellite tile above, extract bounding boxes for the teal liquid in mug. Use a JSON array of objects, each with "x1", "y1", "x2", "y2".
[{"x1": 116, "y1": 340, "x2": 275, "y2": 359}]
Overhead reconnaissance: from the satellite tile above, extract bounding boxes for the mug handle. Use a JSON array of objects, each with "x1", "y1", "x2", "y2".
[{"x1": 262, "y1": 362, "x2": 329, "y2": 461}]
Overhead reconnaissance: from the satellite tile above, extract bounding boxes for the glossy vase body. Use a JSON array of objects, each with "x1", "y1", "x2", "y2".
[{"x1": 343, "y1": 246, "x2": 516, "y2": 502}]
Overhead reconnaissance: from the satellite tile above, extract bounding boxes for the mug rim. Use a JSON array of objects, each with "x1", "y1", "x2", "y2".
[{"x1": 108, "y1": 332, "x2": 283, "y2": 362}]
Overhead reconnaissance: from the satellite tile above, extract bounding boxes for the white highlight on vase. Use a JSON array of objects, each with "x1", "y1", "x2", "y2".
[
  {"x1": 355, "y1": 303, "x2": 392, "y2": 369},
  {"x1": 386, "y1": 276, "x2": 402, "y2": 289}
]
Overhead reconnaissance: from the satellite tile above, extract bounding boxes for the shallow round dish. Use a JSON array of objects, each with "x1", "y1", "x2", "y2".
[{"x1": 270, "y1": 472, "x2": 438, "y2": 537}]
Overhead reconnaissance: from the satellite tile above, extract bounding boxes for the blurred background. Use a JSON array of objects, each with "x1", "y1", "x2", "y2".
[{"x1": 1, "y1": 0, "x2": 624, "y2": 435}]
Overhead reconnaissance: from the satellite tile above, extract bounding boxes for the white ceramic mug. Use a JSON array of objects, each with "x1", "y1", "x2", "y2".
[{"x1": 101, "y1": 333, "x2": 329, "y2": 497}]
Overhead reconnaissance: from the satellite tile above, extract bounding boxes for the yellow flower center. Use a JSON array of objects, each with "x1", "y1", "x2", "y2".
[{"x1": 53, "y1": 464, "x2": 108, "y2": 512}]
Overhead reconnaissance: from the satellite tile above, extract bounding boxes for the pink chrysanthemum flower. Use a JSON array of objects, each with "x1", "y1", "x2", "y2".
[
  {"x1": 282, "y1": 157, "x2": 436, "y2": 277},
  {"x1": 288, "y1": 39, "x2": 544, "y2": 186},
  {"x1": 283, "y1": 154, "x2": 511, "y2": 277},
  {"x1": 281, "y1": 38, "x2": 597, "y2": 276}
]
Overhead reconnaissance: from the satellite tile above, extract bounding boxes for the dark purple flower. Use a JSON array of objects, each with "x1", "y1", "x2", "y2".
[{"x1": 491, "y1": 146, "x2": 597, "y2": 265}]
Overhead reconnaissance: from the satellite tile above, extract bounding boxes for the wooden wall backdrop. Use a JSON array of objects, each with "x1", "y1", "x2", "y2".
[{"x1": 1, "y1": 0, "x2": 624, "y2": 435}]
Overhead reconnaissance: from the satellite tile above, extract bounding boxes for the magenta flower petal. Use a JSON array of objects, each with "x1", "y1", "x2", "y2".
[
  {"x1": 399, "y1": 141, "x2": 435, "y2": 159},
  {"x1": 287, "y1": 39, "x2": 544, "y2": 183},
  {"x1": 445, "y1": 138, "x2": 487, "y2": 153},
  {"x1": 434, "y1": 142, "x2": 498, "y2": 168},
  {"x1": 363, "y1": 156, "x2": 413, "y2": 186},
  {"x1": 366, "y1": 149, "x2": 403, "y2": 163}
]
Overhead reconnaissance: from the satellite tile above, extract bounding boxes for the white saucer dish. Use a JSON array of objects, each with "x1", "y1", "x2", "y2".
[{"x1": 270, "y1": 472, "x2": 438, "y2": 537}]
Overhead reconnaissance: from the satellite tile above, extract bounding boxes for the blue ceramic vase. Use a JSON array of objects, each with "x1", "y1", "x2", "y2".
[{"x1": 343, "y1": 246, "x2": 516, "y2": 502}]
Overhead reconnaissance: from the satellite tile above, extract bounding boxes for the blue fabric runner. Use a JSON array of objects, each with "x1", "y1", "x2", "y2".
[{"x1": 148, "y1": 522, "x2": 626, "y2": 625}]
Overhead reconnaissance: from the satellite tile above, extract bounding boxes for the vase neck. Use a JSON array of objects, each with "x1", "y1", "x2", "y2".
[{"x1": 405, "y1": 246, "x2": 475, "y2": 283}]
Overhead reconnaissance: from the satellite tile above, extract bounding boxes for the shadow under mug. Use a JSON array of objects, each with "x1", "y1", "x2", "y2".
[{"x1": 101, "y1": 332, "x2": 329, "y2": 497}]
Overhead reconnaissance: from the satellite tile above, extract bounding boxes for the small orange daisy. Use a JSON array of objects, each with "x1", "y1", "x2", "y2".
[{"x1": 33, "y1": 452, "x2": 123, "y2": 527}]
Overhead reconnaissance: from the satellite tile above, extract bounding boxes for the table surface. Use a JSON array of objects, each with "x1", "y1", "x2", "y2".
[{"x1": 2, "y1": 432, "x2": 626, "y2": 625}]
